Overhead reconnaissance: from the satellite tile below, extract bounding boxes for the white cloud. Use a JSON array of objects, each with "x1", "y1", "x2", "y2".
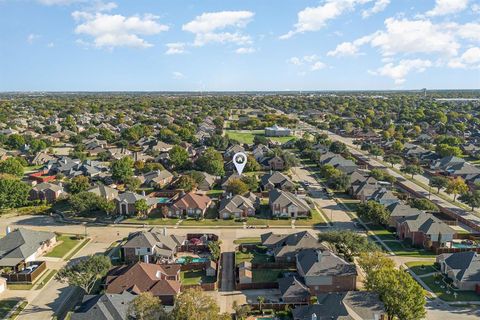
[
  {"x1": 236, "y1": 47, "x2": 255, "y2": 54},
  {"x1": 426, "y1": 0, "x2": 469, "y2": 17},
  {"x1": 372, "y1": 59, "x2": 432, "y2": 84},
  {"x1": 182, "y1": 11, "x2": 254, "y2": 47},
  {"x1": 165, "y1": 42, "x2": 186, "y2": 55},
  {"x1": 362, "y1": 0, "x2": 390, "y2": 18},
  {"x1": 47, "y1": 42, "x2": 55, "y2": 48},
  {"x1": 27, "y1": 33, "x2": 40, "y2": 44},
  {"x1": 288, "y1": 55, "x2": 327, "y2": 71},
  {"x1": 172, "y1": 71, "x2": 185, "y2": 79},
  {"x1": 37, "y1": 0, "x2": 83, "y2": 5},
  {"x1": 455, "y1": 22, "x2": 480, "y2": 42},
  {"x1": 448, "y1": 47, "x2": 480, "y2": 68},
  {"x1": 328, "y1": 42, "x2": 360, "y2": 57},
  {"x1": 280, "y1": 0, "x2": 383, "y2": 39},
  {"x1": 473, "y1": 4, "x2": 480, "y2": 13},
  {"x1": 72, "y1": 11, "x2": 169, "y2": 48}
]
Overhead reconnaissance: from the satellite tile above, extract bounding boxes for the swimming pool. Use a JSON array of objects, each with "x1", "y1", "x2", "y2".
[
  {"x1": 175, "y1": 257, "x2": 210, "y2": 264},
  {"x1": 452, "y1": 242, "x2": 478, "y2": 249},
  {"x1": 158, "y1": 197, "x2": 170, "y2": 204}
]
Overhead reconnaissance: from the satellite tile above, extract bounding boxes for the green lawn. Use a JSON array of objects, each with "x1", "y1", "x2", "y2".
[
  {"x1": 233, "y1": 237, "x2": 261, "y2": 244},
  {"x1": 64, "y1": 238, "x2": 90, "y2": 260},
  {"x1": 235, "y1": 246, "x2": 274, "y2": 265},
  {"x1": 405, "y1": 261, "x2": 437, "y2": 276},
  {"x1": 46, "y1": 235, "x2": 82, "y2": 258},
  {"x1": 422, "y1": 275, "x2": 480, "y2": 302},
  {"x1": 371, "y1": 229, "x2": 397, "y2": 241},
  {"x1": 124, "y1": 213, "x2": 180, "y2": 225},
  {"x1": 35, "y1": 270, "x2": 58, "y2": 290},
  {"x1": 295, "y1": 209, "x2": 328, "y2": 226},
  {"x1": 225, "y1": 130, "x2": 295, "y2": 144},
  {"x1": 385, "y1": 241, "x2": 436, "y2": 258},
  {"x1": 252, "y1": 269, "x2": 290, "y2": 283},
  {"x1": 180, "y1": 270, "x2": 215, "y2": 285},
  {"x1": 0, "y1": 300, "x2": 19, "y2": 318}
]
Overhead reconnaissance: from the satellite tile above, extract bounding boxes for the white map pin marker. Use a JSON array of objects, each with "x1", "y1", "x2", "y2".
[{"x1": 233, "y1": 152, "x2": 247, "y2": 176}]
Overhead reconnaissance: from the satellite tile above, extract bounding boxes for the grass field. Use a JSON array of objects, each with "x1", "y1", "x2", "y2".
[
  {"x1": 252, "y1": 269, "x2": 290, "y2": 283},
  {"x1": 405, "y1": 261, "x2": 437, "y2": 276},
  {"x1": 421, "y1": 275, "x2": 480, "y2": 301},
  {"x1": 46, "y1": 235, "x2": 82, "y2": 258},
  {"x1": 180, "y1": 270, "x2": 216, "y2": 285},
  {"x1": 64, "y1": 238, "x2": 90, "y2": 260},
  {"x1": 0, "y1": 300, "x2": 19, "y2": 318},
  {"x1": 384, "y1": 241, "x2": 437, "y2": 258},
  {"x1": 225, "y1": 130, "x2": 295, "y2": 144},
  {"x1": 233, "y1": 237, "x2": 261, "y2": 244},
  {"x1": 235, "y1": 247, "x2": 273, "y2": 265}
]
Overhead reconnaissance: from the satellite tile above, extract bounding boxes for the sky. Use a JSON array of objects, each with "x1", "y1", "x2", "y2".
[{"x1": 0, "y1": 0, "x2": 479, "y2": 91}]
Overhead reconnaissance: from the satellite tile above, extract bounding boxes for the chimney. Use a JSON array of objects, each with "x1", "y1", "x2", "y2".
[
  {"x1": 317, "y1": 250, "x2": 322, "y2": 262},
  {"x1": 311, "y1": 313, "x2": 317, "y2": 320},
  {"x1": 6, "y1": 226, "x2": 11, "y2": 234},
  {"x1": 156, "y1": 271, "x2": 162, "y2": 279}
]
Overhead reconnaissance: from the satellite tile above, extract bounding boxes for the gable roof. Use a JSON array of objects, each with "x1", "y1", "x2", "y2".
[
  {"x1": 296, "y1": 249, "x2": 357, "y2": 277},
  {"x1": 172, "y1": 192, "x2": 211, "y2": 210},
  {"x1": 439, "y1": 251, "x2": 480, "y2": 282},
  {"x1": 400, "y1": 212, "x2": 455, "y2": 235},
  {"x1": 71, "y1": 292, "x2": 135, "y2": 320},
  {"x1": 269, "y1": 189, "x2": 310, "y2": 212},
  {"x1": 278, "y1": 275, "x2": 310, "y2": 300}
]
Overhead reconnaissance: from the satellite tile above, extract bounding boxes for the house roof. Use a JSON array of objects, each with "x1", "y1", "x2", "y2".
[
  {"x1": 278, "y1": 275, "x2": 310, "y2": 300},
  {"x1": 123, "y1": 229, "x2": 185, "y2": 258},
  {"x1": 386, "y1": 202, "x2": 422, "y2": 218},
  {"x1": 0, "y1": 228, "x2": 56, "y2": 267},
  {"x1": 400, "y1": 212, "x2": 455, "y2": 235},
  {"x1": 219, "y1": 194, "x2": 257, "y2": 214},
  {"x1": 87, "y1": 184, "x2": 118, "y2": 199},
  {"x1": 71, "y1": 292, "x2": 135, "y2": 320},
  {"x1": 439, "y1": 251, "x2": 480, "y2": 282},
  {"x1": 172, "y1": 192, "x2": 211, "y2": 210},
  {"x1": 106, "y1": 262, "x2": 181, "y2": 297},
  {"x1": 269, "y1": 189, "x2": 310, "y2": 212},
  {"x1": 291, "y1": 291, "x2": 385, "y2": 320},
  {"x1": 260, "y1": 171, "x2": 293, "y2": 187},
  {"x1": 296, "y1": 249, "x2": 357, "y2": 277}
]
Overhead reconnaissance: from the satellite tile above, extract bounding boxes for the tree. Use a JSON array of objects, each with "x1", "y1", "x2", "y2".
[
  {"x1": 370, "y1": 267, "x2": 426, "y2": 320},
  {"x1": 446, "y1": 177, "x2": 469, "y2": 202},
  {"x1": 244, "y1": 154, "x2": 261, "y2": 172},
  {"x1": 175, "y1": 174, "x2": 198, "y2": 192},
  {"x1": 225, "y1": 178, "x2": 249, "y2": 195},
  {"x1": 408, "y1": 198, "x2": 438, "y2": 211},
  {"x1": 69, "y1": 192, "x2": 112, "y2": 215},
  {"x1": 391, "y1": 140, "x2": 404, "y2": 153},
  {"x1": 55, "y1": 255, "x2": 111, "y2": 294},
  {"x1": 328, "y1": 172, "x2": 350, "y2": 191},
  {"x1": 429, "y1": 175, "x2": 449, "y2": 193},
  {"x1": 0, "y1": 177, "x2": 30, "y2": 209},
  {"x1": 257, "y1": 296, "x2": 265, "y2": 313},
  {"x1": 383, "y1": 155, "x2": 402, "y2": 167},
  {"x1": 125, "y1": 177, "x2": 141, "y2": 192},
  {"x1": 356, "y1": 201, "x2": 390, "y2": 225},
  {"x1": 6, "y1": 134, "x2": 25, "y2": 150},
  {"x1": 67, "y1": 175, "x2": 90, "y2": 194},
  {"x1": 241, "y1": 175, "x2": 259, "y2": 192},
  {"x1": 233, "y1": 301, "x2": 250, "y2": 320},
  {"x1": 169, "y1": 145, "x2": 189, "y2": 169},
  {"x1": 208, "y1": 240, "x2": 222, "y2": 261},
  {"x1": 436, "y1": 144, "x2": 462, "y2": 157},
  {"x1": 401, "y1": 164, "x2": 424, "y2": 178},
  {"x1": 128, "y1": 292, "x2": 168, "y2": 320},
  {"x1": 459, "y1": 190, "x2": 480, "y2": 211},
  {"x1": 329, "y1": 141, "x2": 347, "y2": 154},
  {"x1": 111, "y1": 156, "x2": 134, "y2": 182},
  {"x1": 317, "y1": 230, "x2": 378, "y2": 262},
  {"x1": 171, "y1": 287, "x2": 228, "y2": 320},
  {"x1": 369, "y1": 146, "x2": 384, "y2": 158},
  {"x1": 135, "y1": 199, "x2": 149, "y2": 219},
  {"x1": 196, "y1": 148, "x2": 225, "y2": 176},
  {"x1": 357, "y1": 251, "x2": 395, "y2": 290},
  {"x1": 0, "y1": 158, "x2": 24, "y2": 177}
]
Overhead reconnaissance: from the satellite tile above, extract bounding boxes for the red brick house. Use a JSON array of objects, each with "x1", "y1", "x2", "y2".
[
  {"x1": 168, "y1": 192, "x2": 212, "y2": 218},
  {"x1": 29, "y1": 182, "x2": 65, "y2": 203}
]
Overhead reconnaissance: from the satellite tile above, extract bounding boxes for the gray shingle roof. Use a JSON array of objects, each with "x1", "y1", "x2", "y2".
[
  {"x1": 71, "y1": 291, "x2": 135, "y2": 320},
  {"x1": 440, "y1": 251, "x2": 480, "y2": 282},
  {"x1": 296, "y1": 249, "x2": 357, "y2": 277}
]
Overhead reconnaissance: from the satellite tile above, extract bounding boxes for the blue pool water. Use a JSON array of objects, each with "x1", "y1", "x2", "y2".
[
  {"x1": 176, "y1": 257, "x2": 210, "y2": 264},
  {"x1": 452, "y1": 243, "x2": 477, "y2": 249},
  {"x1": 157, "y1": 197, "x2": 170, "y2": 204}
]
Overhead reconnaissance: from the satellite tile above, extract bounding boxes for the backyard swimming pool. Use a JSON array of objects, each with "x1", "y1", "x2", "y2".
[
  {"x1": 157, "y1": 197, "x2": 170, "y2": 204},
  {"x1": 175, "y1": 257, "x2": 210, "y2": 264}
]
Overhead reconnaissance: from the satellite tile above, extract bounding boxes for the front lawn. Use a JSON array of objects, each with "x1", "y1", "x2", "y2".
[
  {"x1": 405, "y1": 261, "x2": 437, "y2": 276},
  {"x1": 124, "y1": 212, "x2": 179, "y2": 225},
  {"x1": 180, "y1": 270, "x2": 216, "y2": 285},
  {"x1": 422, "y1": 275, "x2": 480, "y2": 302},
  {"x1": 45, "y1": 235, "x2": 82, "y2": 258},
  {"x1": 233, "y1": 237, "x2": 261, "y2": 245},
  {"x1": 371, "y1": 229, "x2": 397, "y2": 241},
  {"x1": 295, "y1": 209, "x2": 328, "y2": 226}
]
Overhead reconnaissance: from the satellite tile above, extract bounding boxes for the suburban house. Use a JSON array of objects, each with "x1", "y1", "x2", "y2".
[
  {"x1": 218, "y1": 193, "x2": 260, "y2": 219},
  {"x1": 261, "y1": 231, "x2": 325, "y2": 262},
  {"x1": 386, "y1": 202, "x2": 423, "y2": 228},
  {"x1": 0, "y1": 228, "x2": 56, "y2": 274},
  {"x1": 397, "y1": 212, "x2": 455, "y2": 249},
  {"x1": 29, "y1": 182, "x2": 65, "y2": 203},
  {"x1": 291, "y1": 291, "x2": 386, "y2": 320},
  {"x1": 430, "y1": 156, "x2": 466, "y2": 173},
  {"x1": 105, "y1": 262, "x2": 181, "y2": 305},
  {"x1": 71, "y1": 291, "x2": 135, "y2": 320},
  {"x1": 138, "y1": 170, "x2": 174, "y2": 188},
  {"x1": 260, "y1": 156, "x2": 285, "y2": 171},
  {"x1": 370, "y1": 188, "x2": 399, "y2": 206},
  {"x1": 296, "y1": 249, "x2": 357, "y2": 294},
  {"x1": 114, "y1": 192, "x2": 158, "y2": 216},
  {"x1": 169, "y1": 192, "x2": 212, "y2": 218},
  {"x1": 122, "y1": 229, "x2": 186, "y2": 263},
  {"x1": 260, "y1": 171, "x2": 295, "y2": 191},
  {"x1": 269, "y1": 189, "x2": 310, "y2": 218},
  {"x1": 278, "y1": 275, "x2": 310, "y2": 304},
  {"x1": 197, "y1": 172, "x2": 219, "y2": 191},
  {"x1": 87, "y1": 184, "x2": 118, "y2": 201},
  {"x1": 265, "y1": 125, "x2": 291, "y2": 137},
  {"x1": 319, "y1": 152, "x2": 358, "y2": 174},
  {"x1": 437, "y1": 251, "x2": 480, "y2": 291}
]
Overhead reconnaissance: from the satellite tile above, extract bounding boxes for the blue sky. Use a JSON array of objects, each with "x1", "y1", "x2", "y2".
[{"x1": 0, "y1": 0, "x2": 479, "y2": 91}]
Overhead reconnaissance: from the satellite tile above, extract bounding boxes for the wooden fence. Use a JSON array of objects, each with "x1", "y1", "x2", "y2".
[{"x1": 2, "y1": 261, "x2": 46, "y2": 283}]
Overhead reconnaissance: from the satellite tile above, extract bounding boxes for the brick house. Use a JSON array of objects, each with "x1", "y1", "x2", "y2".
[
  {"x1": 168, "y1": 192, "x2": 212, "y2": 218},
  {"x1": 437, "y1": 251, "x2": 480, "y2": 291},
  {"x1": 114, "y1": 192, "x2": 158, "y2": 216},
  {"x1": 269, "y1": 189, "x2": 310, "y2": 219},
  {"x1": 29, "y1": 182, "x2": 65, "y2": 203}
]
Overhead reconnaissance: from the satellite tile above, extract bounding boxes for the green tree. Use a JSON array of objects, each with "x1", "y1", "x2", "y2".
[
  {"x1": 175, "y1": 175, "x2": 198, "y2": 192},
  {"x1": 446, "y1": 177, "x2": 469, "y2": 201},
  {"x1": 0, "y1": 177, "x2": 30, "y2": 209},
  {"x1": 329, "y1": 141, "x2": 347, "y2": 154},
  {"x1": 357, "y1": 251, "x2": 395, "y2": 290},
  {"x1": 429, "y1": 175, "x2": 449, "y2": 193},
  {"x1": 225, "y1": 178, "x2": 249, "y2": 195},
  {"x1": 328, "y1": 172, "x2": 350, "y2": 191},
  {"x1": 356, "y1": 201, "x2": 390, "y2": 225},
  {"x1": 0, "y1": 158, "x2": 24, "y2": 177},
  {"x1": 6, "y1": 134, "x2": 25, "y2": 150},
  {"x1": 128, "y1": 292, "x2": 168, "y2": 320},
  {"x1": 401, "y1": 164, "x2": 424, "y2": 178},
  {"x1": 408, "y1": 198, "x2": 438, "y2": 211},
  {"x1": 196, "y1": 148, "x2": 225, "y2": 176},
  {"x1": 241, "y1": 175, "x2": 259, "y2": 192},
  {"x1": 67, "y1": 175, "x2": 90, "y2": 194},
  {"x1": 55, "y1": 255, "x2": 111, "y2": 294},
  {"x1": 135, "y1": 199, "x2": 149, "y2": 219},
  {"x1": 436, "y1": 144, "x2": 462, "y2": 157},
  {"x1": 171, "y1": 287, "x2": 228, "y2": 320},
  {"x1": 317, "y1": 230, "x2": 378, "y2": 262},
  {"x1": 69, "y1": 192, "x2": 110, "y2": 215},
  {"x1": 244, "y1": 154, "x2": 261, "y2": 172},
  {"x1": 391, "y1": 140, "x2": 404, "y2": 153},
  {"x1": 169, "y1": 145, "x2": 189, "y2": 169},
  {"x1": 125, "y1": 176, "x2": 141, "y2": 192},
  {"x1": 383, "y1": 155, "x2": 402, "y2": 167},
  {"x1": 111, "y1": 156, "x2": 134, "y2": 182},
  {"x1": 208, "y1": 240, "x2": 222, "y2": 261},
  {"x1": 459, "y1": 190, "x2": 480, "y2": 211},
  {"x1": 370, "y1": 267, "x2": 426, "y2": 320}
]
